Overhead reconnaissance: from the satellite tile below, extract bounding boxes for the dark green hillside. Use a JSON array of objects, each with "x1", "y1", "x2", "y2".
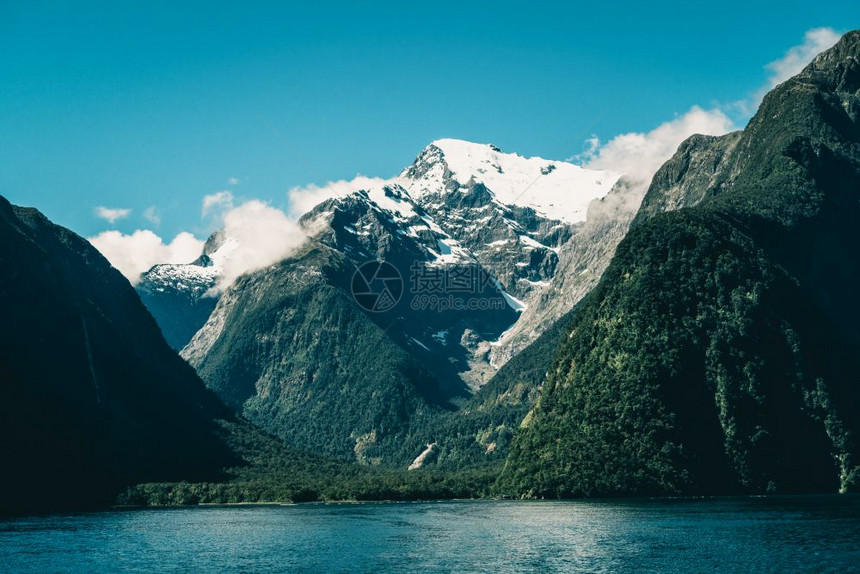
[
  {"x1": 0, "y1": 196, "x2": 492, "y2": 513},
  {"x1": 420, "y1": 305, "x2": 580, "y2": 470},
  {"x1": 119, "y1": 419, "x2": 499, "y2": 506},
  {"x1": 182, "y1": 245, "x2": 452, "y2": 466},
  {"x1": 500, "y1": 30, "x2": 860, "y2": 498},
  {"x1": 0, "y1": 196, "x2": 239, "y2": 514}
]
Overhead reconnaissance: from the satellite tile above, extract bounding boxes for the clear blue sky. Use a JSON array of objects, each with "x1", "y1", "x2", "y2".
[{"x1": 1, "y1": 1, "x2": 857, "y2": 239}]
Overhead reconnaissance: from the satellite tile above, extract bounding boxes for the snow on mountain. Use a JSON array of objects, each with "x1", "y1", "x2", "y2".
[
  {"x1": 399, "y1": 139, "x2": 620, "y2": 224},
  {"x1": 363, "y1": 185, "x2": 419, "y2": 222},
  {"x1": 142, "y1": 138, "x2": 624, "y2": 374},
  {"x1": 139, "y1": 235, "x2": 238, "y2": 296},
  {"x1": 135, "y1": 233, "x2": 238, "y2": 349},
  {"x1": 283, "y1": 141, "x2": 623, "y2": 387},
  {"x1": 288, "y1": 141, "x2": 625, "y2": 376}
]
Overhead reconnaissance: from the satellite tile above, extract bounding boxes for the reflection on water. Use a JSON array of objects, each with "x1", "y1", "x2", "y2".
[{"x1": 1, "y1": 496, "x2": 859, "y2": 572}]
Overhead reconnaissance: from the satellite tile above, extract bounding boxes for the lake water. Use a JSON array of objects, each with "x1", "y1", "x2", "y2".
[{"x1": 1, "y1": 497, "x2": 859, "y2": 572}]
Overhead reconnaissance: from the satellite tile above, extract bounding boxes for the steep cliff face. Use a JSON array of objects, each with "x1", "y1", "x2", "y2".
[
  {"x1": 489, "y1": 177, "x2": 643, "y2": 364},
  {"x1": 501, "y1": 30, "x2": 860, "y2": 498},
  {"x1": 0, "y1": 196, "x2": 239, "y2": 513},
  {"x1": 632, "y1": 131, "x2": 743, "y2": 225}
]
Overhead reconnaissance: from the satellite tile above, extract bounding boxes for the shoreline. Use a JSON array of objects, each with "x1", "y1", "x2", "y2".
[{"x1": 107, "y1": 491, "x2": 859, "y2": 512}]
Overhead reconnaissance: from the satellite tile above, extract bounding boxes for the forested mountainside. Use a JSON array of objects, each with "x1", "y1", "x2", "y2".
[
  {"x1": 0, "y1": 195, "x2": 502, "y2": 513},
  {"x1": 181, "y1": 243, "x2": 457, "y2": 466},
  {"x1": 414, "y1": 305, "x2": 581, "y2": 471},
  {"x1": 500, "y1": 31, "x2": 860, "y2": 497},
  {"x1": 0, "y1": 196, "x2": 238, "y2": 513}
]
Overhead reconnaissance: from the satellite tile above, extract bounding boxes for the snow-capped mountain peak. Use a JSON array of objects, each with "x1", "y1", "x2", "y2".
[
  {"x1": 141, "y1": 233, "x2": 238, "y2": 293},
  {"x1": 399, "y1": 138, "x2": 620, "y2": 224},
  {"x1": 139, "y1": 137, "x2": 621, "y2": 362},
  {"x1": 135, "y1": 232, "x2": 241, "y2": 349}
]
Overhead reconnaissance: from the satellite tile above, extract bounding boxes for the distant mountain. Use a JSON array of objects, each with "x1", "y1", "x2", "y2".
[
  {"x1": 398, "y1": 139, "x2": 616, "y2": 309},
  {"x1": 0, "y1": 196, "x2": 239, "y2": 513},
  {"x1": 500, "y1": 30, "x2": 860, "y2": 497},
  {"x1": 180, "y1": 140, "x2": 620, "y2": 465},
  {"x1": 139, "y1": 139, "x2": 620, "y2": 360},
  {"x1": 136, "y1": 230, "x2": 234, "y2": 349}
]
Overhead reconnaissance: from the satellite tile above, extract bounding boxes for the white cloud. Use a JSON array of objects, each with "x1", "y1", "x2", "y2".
[
  {"x1": 90, "y1": 196, "x2": 313, "y2": 292},
  {"x1": 572, "y1": 107, "x2": 736, "y2": 224},
  {"x1": 202, "y1": 190, "x2": 234, "y2": 218},
  {"x1": 196, "y1": 176, "x2": 389, "y2": 292},
  {"x1": 571, "y1": 28, "x2": 841, "y2": 222},
  {"x1": 764, "y1": 27, "x2": 841, "y2": 90},
  {"x1": 578, "y1": 106, "x2": 737, "y2": 186},
  {"x1": 88, "y1": 230, "x2": 204, "y2": 285},
  {"x1": 142, "y1": 206, "x2": 161, "y2": 226},
  {"x1": 94, "y1": 206, "x2": 132, "y2": 224},
  {"x1": 198, "y1": 175, "x2": 388, "y2": 291},
  {"x1": 732, "y1": 27, "x2": 842, "y2": 117},
  {"x1": 213, "y1": 200, "x2": 308, "y2": 292},
  {"x1": 578, "y1": 27, "x2": 841, "y2": 189},
  {"x1": 228, "y1": 177, "x2": 240, "y2": 185},
  {"x1": 286, "y1": 175, "x2": 385, "y2": 218}
]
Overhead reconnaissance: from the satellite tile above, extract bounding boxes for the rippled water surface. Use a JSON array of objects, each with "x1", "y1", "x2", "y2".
[{"x1": 1, "y1": 497, "x2": 859, "y2": 572}]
